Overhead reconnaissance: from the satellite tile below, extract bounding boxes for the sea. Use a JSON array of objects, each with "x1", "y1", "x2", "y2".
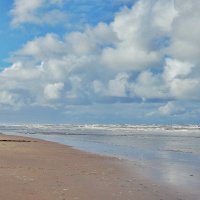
[{"x1": 0, "y1": 124, "x2": 200, "y2": 196}]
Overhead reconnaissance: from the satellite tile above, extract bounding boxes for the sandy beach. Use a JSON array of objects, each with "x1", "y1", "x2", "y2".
[{"x1": 0, "y1": 133, "x2": 196, "y2": 200}]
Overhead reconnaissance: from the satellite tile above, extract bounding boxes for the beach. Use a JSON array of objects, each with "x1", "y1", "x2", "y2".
[{"x1": 0, "y1": 133, "x2": 196, "y2": 200}]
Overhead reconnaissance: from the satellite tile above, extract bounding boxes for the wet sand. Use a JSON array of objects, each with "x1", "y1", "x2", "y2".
[{"x1": 0, "y1": 134, "x2": 195, "y2": 200}]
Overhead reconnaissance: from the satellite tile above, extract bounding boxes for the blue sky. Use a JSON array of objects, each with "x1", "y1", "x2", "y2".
[{"x1": 0, "y1": 0, "x2": 200, "y2": 124}]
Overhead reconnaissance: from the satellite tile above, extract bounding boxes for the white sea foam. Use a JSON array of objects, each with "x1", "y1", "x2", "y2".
[{"x1": 0, "y1": 124, "x2": 200, "y2": 137}]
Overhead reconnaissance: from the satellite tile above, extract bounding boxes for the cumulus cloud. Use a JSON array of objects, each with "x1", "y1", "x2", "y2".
[
  {"x1": 157, "y1": 102, "x2": 185, "y2": 116},
  {"x1": 93, "y1": 73, "x2": 129, "y2": 97},
  {"x1": 100, "y1": 0, "x2": 178, "y2": 72},
  {"x1": 1, "y1": 0, "x2": 200, "y2": 120},
  {"x1": 163, "y1": 58, "x2": 200, "y2": 100},
  {"x1": 11, "y1": 0, "x2": 67, "y2": 26},
  {"x1": 131, "y1": 70, "x2": 168, "y2": 100},
  {"x1": 0, "y1": 91, "x2": 18, "y2": 107},
  {"x1": 13, "y1": 33, "x2": 66, "y2": 61},
  {"x1": 44, "y1": 82, "x2": 64, "y2": 100},
  {"x1": 64, "y1": 23, "x2": 117, "y2": 56},
  {"x1": 163, "y1": 59, "x2": 194, "y2": 82},
  {"x1": 1, "y1": 62, "x2": 42, "y2": 80},
  {"x1": 170, "y1": 0, "x2": 200, "y2": 62},
  {"x1": 152, "y1": 0, "x2": 178, "y2": 32}
]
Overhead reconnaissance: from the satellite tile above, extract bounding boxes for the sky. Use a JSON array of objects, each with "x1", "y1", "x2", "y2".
[{"x1": 0, "y1": 0, "x2": 200, "y2": 124}]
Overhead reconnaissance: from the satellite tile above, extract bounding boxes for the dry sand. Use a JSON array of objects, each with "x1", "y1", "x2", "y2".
[{"x1": 0, "y1": 134, "x2": 195, "y2": 200}]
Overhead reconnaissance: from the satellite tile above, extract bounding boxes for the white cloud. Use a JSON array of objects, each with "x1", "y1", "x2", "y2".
[
  {"x1": 93, "y1": 73, "x2": 129, "y2": 97},
  {"x1": 64, "y1": 23, "x2": 117, "y2": 56},
  {"x1": 169, "y1": 0, "x2": 200, "y2": 62},
  {"x1": 101, "y1": 47, "x2": 158, "y2": 71},
  {"x1": 93, "y1": 80, "x2": 104, "y2": 94},
  {"x1": 66, "y1": 76, "x2": 82, "y2": 100},
  {"x1": 44, "y1": 82, "x2": 64, "y2": 100},
  {"x1": 169, "y1": 78, "x2": 200, "y2": 100},
  {"x1": 14, "y1": 33, "x2": 65, "y2": 61},
  {"x1": 152, "y1": 0, "x2": 178, "y2": 32},
  {"x1": 1, "y1": 0, "x2": 200, "y2": 122},
  {"x1": 131, "y1": 70, "x2": 168, "y2": 100},
  {"x1": 101, "y1": 0, "x2": 178, "y2": 71},
  {"x1": 163, "y1": 58, "x2": 200, "y2": 100},
  {"x1": 158, "y1": 102, "x2": 176, "y2": 115},
  {"x1": 101, "y1": 2, "x2": 159, "y2": 71},
  {"x1": 11, "y1": 0, "x2": 67, "y2": 26},
  {"x1": 163, "y1": 58, "x2": 194, "y2": 82},
  {"x1": 107, "y1": 73, "x2": 129, "y2": 97},
  {"x1": 1, "y1": 62, "x2": 42, "y2": 81},
  {"x1": 0, "y1": 91, "x2": 18, "y2": 107},
  {"x1": 157, "y1": 102, "x2": 184, "y2": 116}
]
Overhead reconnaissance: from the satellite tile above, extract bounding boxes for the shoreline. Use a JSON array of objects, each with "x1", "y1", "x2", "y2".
[{"x1": 0, "y1": 133, "x2": 197, "y2": 200}]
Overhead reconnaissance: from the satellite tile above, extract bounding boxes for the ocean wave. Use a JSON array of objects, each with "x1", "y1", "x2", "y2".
[{"x1": 0, "y1": 124, "x2": 200, "y2": 137}]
